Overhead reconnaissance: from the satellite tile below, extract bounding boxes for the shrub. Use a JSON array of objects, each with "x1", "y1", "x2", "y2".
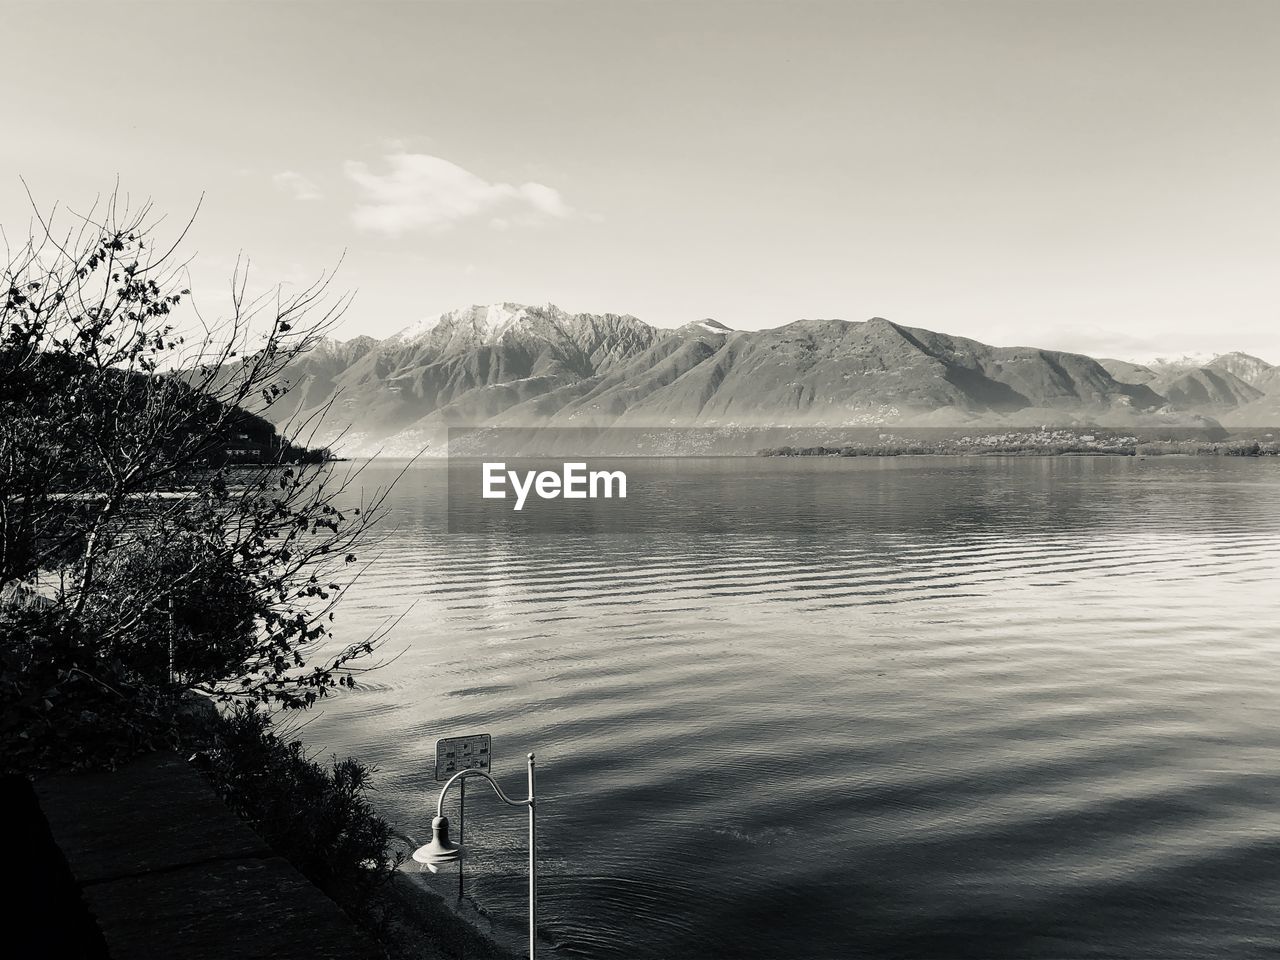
[
  {"x1": 84, "y1": 530, "x2": 266, "y2": 688},
  {"x1": 1, "y1": 194, "x2": 398, "y2": 779},
  {"x1": 0, "y1": 608, "x2": 180, "y2": 774},
  {"x1": 193, "y1": 707, "x2": 404, "y2": 910}
]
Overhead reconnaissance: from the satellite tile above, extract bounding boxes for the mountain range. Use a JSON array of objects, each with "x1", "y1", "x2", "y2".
[{"x1": 260, "y1": 303, "x2": 1280, "y2": 456}]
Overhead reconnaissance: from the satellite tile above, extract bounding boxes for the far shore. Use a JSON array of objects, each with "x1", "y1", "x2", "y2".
[
  {"x1": 327, "y1": 426, "x2": 1280, "y2": 462},
  {"x1": 757, "y1": 440, "x2": 1280, "y2": 459},
  {"x1": 336, "y1": 446, "x2": 1280, "y2": 461}
]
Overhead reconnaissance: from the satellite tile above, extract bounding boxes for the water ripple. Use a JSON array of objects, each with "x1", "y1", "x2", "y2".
[{"x1": 308, "y1": 456, "x2": 1280, "y2": 959}]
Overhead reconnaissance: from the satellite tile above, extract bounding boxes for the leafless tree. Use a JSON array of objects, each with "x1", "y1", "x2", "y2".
[{"x1": 1, "y1": 188, "x2": 400, "y2": 712}]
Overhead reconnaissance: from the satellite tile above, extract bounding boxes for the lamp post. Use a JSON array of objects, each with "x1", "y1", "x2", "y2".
[{"x1": 415, "y1": 752, "x2": 538, "y2": 960}]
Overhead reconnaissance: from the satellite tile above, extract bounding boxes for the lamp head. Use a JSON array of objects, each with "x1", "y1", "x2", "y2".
[{"x1": 413, "y1": 816, "x2": 465, "y2": 873}]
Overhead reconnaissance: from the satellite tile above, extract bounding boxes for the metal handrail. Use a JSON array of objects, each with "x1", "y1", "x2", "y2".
[{"x1": 435, "y1": 767, "x2": 533, "y2": 816}]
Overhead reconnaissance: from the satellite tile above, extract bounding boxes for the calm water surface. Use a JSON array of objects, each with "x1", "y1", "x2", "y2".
[{"x1": 310, "y1": 456, "x2": 1280, "y2": 959}]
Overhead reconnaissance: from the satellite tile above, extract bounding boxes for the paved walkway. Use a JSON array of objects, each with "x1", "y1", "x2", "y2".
[{"x1": 36, "y1": 752, "x2": 383, "y2": 960}]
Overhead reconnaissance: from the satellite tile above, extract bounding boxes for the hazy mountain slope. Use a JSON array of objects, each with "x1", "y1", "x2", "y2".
[
  {"x1": 564, "y1": 312, "x2": 664, "y2": 372},
  {"x1": 1146, "y1": 354, "x2": 1216, "y2": 378},
  {"x1": 1149, "y1": 367, "x2": 1262, "y2": 412},
  {"x1": 1099, "y1": 359, "x2": 1159, "y2": 386},
  {"x1": 606, "y1": 318, "x2": 1161, "y2": 426},
  {"x1": 612, "y1": 319, "x2": 963, "y2": 424},
  {"x1": 897, "y1": 325, "x2": 1164, "y2": 411},
  {"x1": 1206, "y1": 352, "x2": 1276, "y2": 389},
  {"x1": 241, "y1": 335, "x2": 376, "y2": 421},
  {"x1": 1219, "y1": 394, "x2": 1280, "y2": 428},
  {"x1": 1104, "y1": 354, "x2": 1275, "y2": 415},
  {"x1": 272, "y1": 304, "x2": 661, "y2": 448},
  {"x1": 248, "y1": 303, "x2": 1278, "y2": 455},
  {"x1": 548, "y1": 320, "x2": 736, "y2": 424}
]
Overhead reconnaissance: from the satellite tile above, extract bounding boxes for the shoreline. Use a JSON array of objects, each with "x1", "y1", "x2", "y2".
[
  {"x1": 364, "y1": 448, "x2": 1280, "y2": 461},
  {"x1": 757, "y1": 449, "x2": 1280, "y2": 458},
  {"x1": 757, "y1": 441, "x2": 1280, "y2": 459},
  {"x1": 376, "y1": 869, "x2": 565, "y2": 960}
]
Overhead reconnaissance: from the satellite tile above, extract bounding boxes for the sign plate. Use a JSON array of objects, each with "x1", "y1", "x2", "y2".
[{"x1": 435, "y1": 734, "x2": 492, "y2": 781}]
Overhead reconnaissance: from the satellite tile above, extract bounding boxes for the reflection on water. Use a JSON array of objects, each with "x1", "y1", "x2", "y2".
[{"x1": 310, "y1": 456, "x2": 1280, "y2": 959}]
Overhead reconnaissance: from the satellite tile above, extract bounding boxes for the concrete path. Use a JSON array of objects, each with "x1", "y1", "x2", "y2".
[{"x1": 37, "y1": 752, "x2": 383, "y2": 960}]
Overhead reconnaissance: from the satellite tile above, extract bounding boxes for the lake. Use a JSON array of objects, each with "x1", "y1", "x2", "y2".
[{"x1": 309, "y1": 456, "x2": 1280, "y2": 959}]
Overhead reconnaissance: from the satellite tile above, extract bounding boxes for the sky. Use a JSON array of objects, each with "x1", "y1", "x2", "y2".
[{"x1": 3, "y1": 0, "x2": 1279, "y2": 362}]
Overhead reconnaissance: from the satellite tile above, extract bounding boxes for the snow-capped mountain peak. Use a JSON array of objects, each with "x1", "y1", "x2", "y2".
[{"x1": 390, "y1": 302, "x2": 570, "y2": 347}]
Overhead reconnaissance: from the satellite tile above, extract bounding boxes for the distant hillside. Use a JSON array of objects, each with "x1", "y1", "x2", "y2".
[
  {"x1": 1207, "y1": 351, "x2": 1277, "y2": 389},
  {"x1": 1102, "y1": 353, "x2": 1272, "y2": 419},
  {"x1": 1150, "y1": 368, "x2": 1262, "y2": 413},
  {"x1": 1098, "y1": 359, "x2": 1159, "y2": 387},
  {"x1": 1220, "y1": 391, "x2": 1280, "y2": 429},
  {"x1": 255, "y1": 304, "x2": 1279, "y2": 456}
]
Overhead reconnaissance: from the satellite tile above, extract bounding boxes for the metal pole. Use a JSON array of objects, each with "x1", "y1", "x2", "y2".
[
  {"x1": 422, "y1": 758, "x2": 538, "y2": 957},
  {"x1": 167, "y1": 595, "x2": 175, "y2": 685},
  {"x1": 527, "y1": 752, "x2": 537, "y2": 960},
  {"x1": 458, "y1": 778, "x2": 465, "y2": 901}
]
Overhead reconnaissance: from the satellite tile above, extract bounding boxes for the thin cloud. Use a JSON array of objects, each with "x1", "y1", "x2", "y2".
[
  {"x1": 344, "y1": 152, "x2": 572, "y2": 235},
  {"x1": 273, "y1": 170, "x2": 322, "y2": 201}
]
